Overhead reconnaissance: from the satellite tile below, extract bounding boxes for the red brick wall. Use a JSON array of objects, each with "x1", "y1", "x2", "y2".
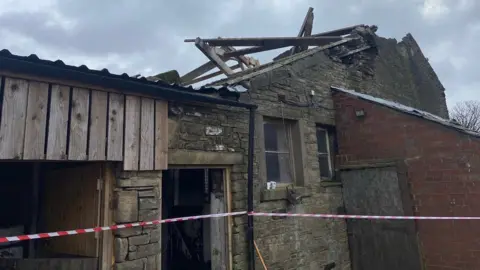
[{"x1": 333, "y1": 91, "x2": 480, "y2": 269}]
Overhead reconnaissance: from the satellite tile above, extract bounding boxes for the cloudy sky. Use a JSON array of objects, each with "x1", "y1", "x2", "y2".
[{"x1": 0, "y1": 0, "x2": 478, "y2": 110}]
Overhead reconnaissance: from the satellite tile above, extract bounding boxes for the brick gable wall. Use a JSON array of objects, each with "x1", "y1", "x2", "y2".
[{"x1": 333, "y1": 92, "x2": 480, "y2": 269}]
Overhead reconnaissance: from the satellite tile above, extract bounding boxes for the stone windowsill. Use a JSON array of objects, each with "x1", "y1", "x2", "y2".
[
  {"x1": 260, "y1": 186, "x2": 307, "y2": 202},
  {"x1": 320, "y1": 179, "x2": 342, "y2": 188}
]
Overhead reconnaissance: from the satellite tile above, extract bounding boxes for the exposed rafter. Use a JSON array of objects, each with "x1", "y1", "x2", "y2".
[{"x1": 180, "y1": 7, "x2": 364, "y2": 87}]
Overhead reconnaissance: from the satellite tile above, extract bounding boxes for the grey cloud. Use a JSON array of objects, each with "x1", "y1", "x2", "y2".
[{"x1": 0, "y1": 0, "x2": 478, "y2": 106}]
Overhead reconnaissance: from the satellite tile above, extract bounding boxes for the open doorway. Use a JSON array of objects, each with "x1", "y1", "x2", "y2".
[
  {"x1": 0, "y1": 162, "x2": 111, "y2": 270},
  {"x1": 162, "y1": 168, "x2": 229, "y2": 270}
]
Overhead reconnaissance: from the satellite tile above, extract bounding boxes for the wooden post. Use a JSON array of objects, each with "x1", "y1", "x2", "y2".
[
  {"x1": 225, "y1": 168, "x2": 233, "y2": 270},
  {"x1": 100, "y1": 163, "x2": 114, "y2": 270},
  {"x1": 28, "y1": 162, "x2": 40, "y2": 258}
]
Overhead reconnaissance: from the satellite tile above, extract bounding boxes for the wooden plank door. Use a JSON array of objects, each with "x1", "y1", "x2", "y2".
[
  {"x1": 341, "y1": 166, "x2": 422, "y2": 270},
  {"x1": 209, "y1": 169, "x2": 228, "y2": 270},
  {"x1": 40, "y1": 163, "x2": 102, "y2": 259}
]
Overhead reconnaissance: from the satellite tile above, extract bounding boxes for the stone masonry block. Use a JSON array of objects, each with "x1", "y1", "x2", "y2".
[
  {"x1": 139, "y1": 209, "x2": 160, "y2": 221},
  {"x1": 129, "y1": 234, "x2": 150, "y2": 246},
  {"x1": 149, "y1": 228, "x2": 161, "y2": 243},
  {"x1": 115, "y1": 258, "x2": 146, "y2": 270},
  {"x1": 114, "y1": 238, "x2": 128, "y2": 263},
  {"x1": 128, "y1": 243, "x2": 161, "y2": 260},
  {"x1": 115, "y1": 190, "x2": 138, "y2": 223},
  {"x1": 117, "y1": 177, "x2": 159, "y2": 187},
  {"x1": 114, "y1": 227, "x2": 143, "y2": 238},
  {"x1": 139, "y1": 198, "x2": 158, "y2": 210}
]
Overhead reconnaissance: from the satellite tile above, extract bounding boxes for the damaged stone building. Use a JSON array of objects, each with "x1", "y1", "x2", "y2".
[
  {"x1": 161, "y1": 23, "x2": 451, "y2": 270},
  {"x1": 0, "y1": 14, "x2": 463, "y2": 270}
]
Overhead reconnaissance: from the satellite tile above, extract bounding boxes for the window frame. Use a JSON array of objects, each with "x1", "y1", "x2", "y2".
[
  {"x1": 316, "y1": 125, "x2": 335, "y2": 180},
  {"x1": 262, "y1": 118, "x2": 297, "y2": 185}
]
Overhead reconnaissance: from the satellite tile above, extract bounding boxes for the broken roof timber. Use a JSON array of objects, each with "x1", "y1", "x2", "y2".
[
  {"x1": 184, "y1": 36, "x2": 343, "y2": 47},
  {"x1": 206, "y1": 38, "x2": 357, "y2": 87},
  {"x1": 180, "y1": 7, "x2": 364, "y2": 87},
  {"x1": 290, "y1": 7, "x2": 314, "y2": 56},
  {"x1": 312, "y1": 24, "x2": 365, "y2": 37},
  {"x1": 195, "y1": 38, "x2": 251, "y2": 89}
]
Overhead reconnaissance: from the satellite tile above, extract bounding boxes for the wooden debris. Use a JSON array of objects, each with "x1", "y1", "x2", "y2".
[{"x1": 181, "y1": 7, "x2": 363, "y2": 86}]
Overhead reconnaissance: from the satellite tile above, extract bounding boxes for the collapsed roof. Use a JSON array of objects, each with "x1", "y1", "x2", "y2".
[{"x1": 172, "y1": 7, "x2": 377, "y2": 89}]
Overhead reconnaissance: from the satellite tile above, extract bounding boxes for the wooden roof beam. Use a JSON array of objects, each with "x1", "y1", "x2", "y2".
[
  {"x1": 185, "y1": 63, "x2": 242, "y2": 85},
  {"x1": 180, "y1": 61, "x2": 217, "y2": 85},
  {"x1": 185, "y1": 36, "x2": 343, "y2": 47},
  {"x1": 194, "y1": 38, "x2": 250, "y2": 89},
  {"x1": 290, "y1": 7, "x2": 314, "y2": 56},
  {"x1": 222, "y1": 44, "x2": 287, "y2": 58},
  {"x1": 312, "y1": 24, "x2": 364, "y2": 37}
]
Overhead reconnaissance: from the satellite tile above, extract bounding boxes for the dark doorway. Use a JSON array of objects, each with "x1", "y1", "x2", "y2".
[
  {"x1": 162, "y1": 168, "x2": 227, "y2": 270},
  {"x1": 0, "y1": 162, "x2": 102, "y2": 270},
  {"x1": 341, "y1": 166, "x2": 422, "y2": 270}
]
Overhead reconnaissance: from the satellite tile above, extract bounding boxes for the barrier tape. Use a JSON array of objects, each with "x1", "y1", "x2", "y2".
[
  {"x1": 3, "y1": 211, "x2": 480, "y2": 243},
  {"x1": 0, "y1": 211, "x2": 247, "y2": 243},
  {"x1": 249, "y1": 212, "x2": 480, "y2": 220}
]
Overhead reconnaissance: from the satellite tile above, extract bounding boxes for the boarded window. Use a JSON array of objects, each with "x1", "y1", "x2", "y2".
[
  {"x1": 263, "y1": 119, "x2": 294, "y2": 183},
  {"x1": 316, "y1": 127, "x2": 334, "y2": 179}
]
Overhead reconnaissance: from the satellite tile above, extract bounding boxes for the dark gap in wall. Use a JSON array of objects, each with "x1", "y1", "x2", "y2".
[
  {"x1": 104, "y1": 92, "x2": 110, "y2": 159},
  {"x1": 65, "y1": 87, "x2": 74, "y2": 157},
  {"x1": 121, "y1": 95, "x2": 126, "y2": 161},
  {"x1": 43, "y1": 84, "x2": 53, "y2": 157},
  {"x1": 85, "y1": 89, "x2": 93, "y2": 158}
]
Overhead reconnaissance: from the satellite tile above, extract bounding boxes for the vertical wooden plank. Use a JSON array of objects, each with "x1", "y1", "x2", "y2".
[
  {"x1": 89, "y1": 90, "x2": 108, "y2": 160},
  {"x1": 107, "y1": 93, "x2": 124, "y2": 161},
  {"x1": 154, "y1": 100, "x2": 168, "y2": 170},
  {"x1": 100, "y1": 163, "x2": 115, "y2": 270},
  {"x1": 124, "y1": 95, "x2": 141, "y2": 170},
  {"x1": 69, "y1": 88, "x2": 90, "y2": 160},
  {"x1": 42, "y1": 164, "x2": 101, "y2": 258},
  {"x1": 0, "y1": 77, "x2": 29, "y2": 159},
  {"x1": 47, "y1": 85, "x2": 70, "y2": 160},
  {"x1": 210, "y1": 192, "x2": 227, "y2": 269},
  {"x1": 225, "y1": 168, "x2": 233, "y2": 270},
  {"x1": 23, "y1": 81, "x2": 49, "y2": 159},
  {"x1": 140, "y1": 98, "x2": 154, "y2": 170}
]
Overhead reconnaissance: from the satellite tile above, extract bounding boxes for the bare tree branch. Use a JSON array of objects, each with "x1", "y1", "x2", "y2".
[{"x1": 451, "y1": 100, "x2": 480, "y2": 132}]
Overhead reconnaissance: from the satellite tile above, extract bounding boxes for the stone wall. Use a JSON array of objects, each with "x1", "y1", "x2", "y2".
[
  {"x1": 338, "y1": 29, "x2": 449, "y2": 118},
  {"x1": 114, "y1": 171, "x2": 162, "y2": 270},
  {"x1": 167, "y1": 102, "x2": 251, "y2": 270},
  {"x1": 120, "y1": 28, "x2": 450, "y2": 270},
  {"x1": 243, "y1": 52, "x2": 351, "y2": 270}
]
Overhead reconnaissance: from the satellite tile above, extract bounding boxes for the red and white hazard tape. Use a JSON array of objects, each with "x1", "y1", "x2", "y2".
[
  {"x1": 3, "y1": 211, "x2": 480, "y2": 243},
  {"x1": 249, "y1": 212, "x2": 480, "y2": 220},
  {"x1": 0, "y1": 211, "x2": 247, "y2": 243}
]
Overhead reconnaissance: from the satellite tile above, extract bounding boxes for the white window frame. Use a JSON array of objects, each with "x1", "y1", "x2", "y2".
[
  {"x1": 263, "y1": 118, "x2": 296, "y2": 184},
  {"x1": 317, "y1": 127, "x2": 333, "y2": 179}
]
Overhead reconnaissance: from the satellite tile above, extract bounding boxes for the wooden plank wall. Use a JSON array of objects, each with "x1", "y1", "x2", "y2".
[{"x1": 0, "y1": 76, "x2": 168, "y2": 170}]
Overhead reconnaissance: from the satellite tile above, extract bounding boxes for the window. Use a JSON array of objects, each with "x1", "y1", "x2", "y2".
[
  {"x1": 316, "y1": 126, "x2": 334, "y2": 179},
  {"x1": 263, "y1": 119, "x2": 295, "y2": 184}
]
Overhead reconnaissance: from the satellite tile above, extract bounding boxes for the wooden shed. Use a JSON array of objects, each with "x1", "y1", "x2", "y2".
[{"x1": 0, "y1": 49, "x2": 251, "y2": 270}]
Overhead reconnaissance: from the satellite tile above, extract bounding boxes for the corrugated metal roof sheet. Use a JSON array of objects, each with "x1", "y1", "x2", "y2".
[
  {"x1": 0, "y1": 49, "x2": 244, "y2": 100},
  {"x1": 331, "y1": 86, "x2": 480, "y2": 138}
]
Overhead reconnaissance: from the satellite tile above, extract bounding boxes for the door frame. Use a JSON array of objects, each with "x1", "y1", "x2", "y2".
[
  {"x1": 163, "y1": 165, "x2": 234, "y2": 270},
  {"x1": 339, "y1": 160, "x2": 423, "y2": 270},
  {"x1": 98, "y1": 162, "x2": 116, "y2": 270}
]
